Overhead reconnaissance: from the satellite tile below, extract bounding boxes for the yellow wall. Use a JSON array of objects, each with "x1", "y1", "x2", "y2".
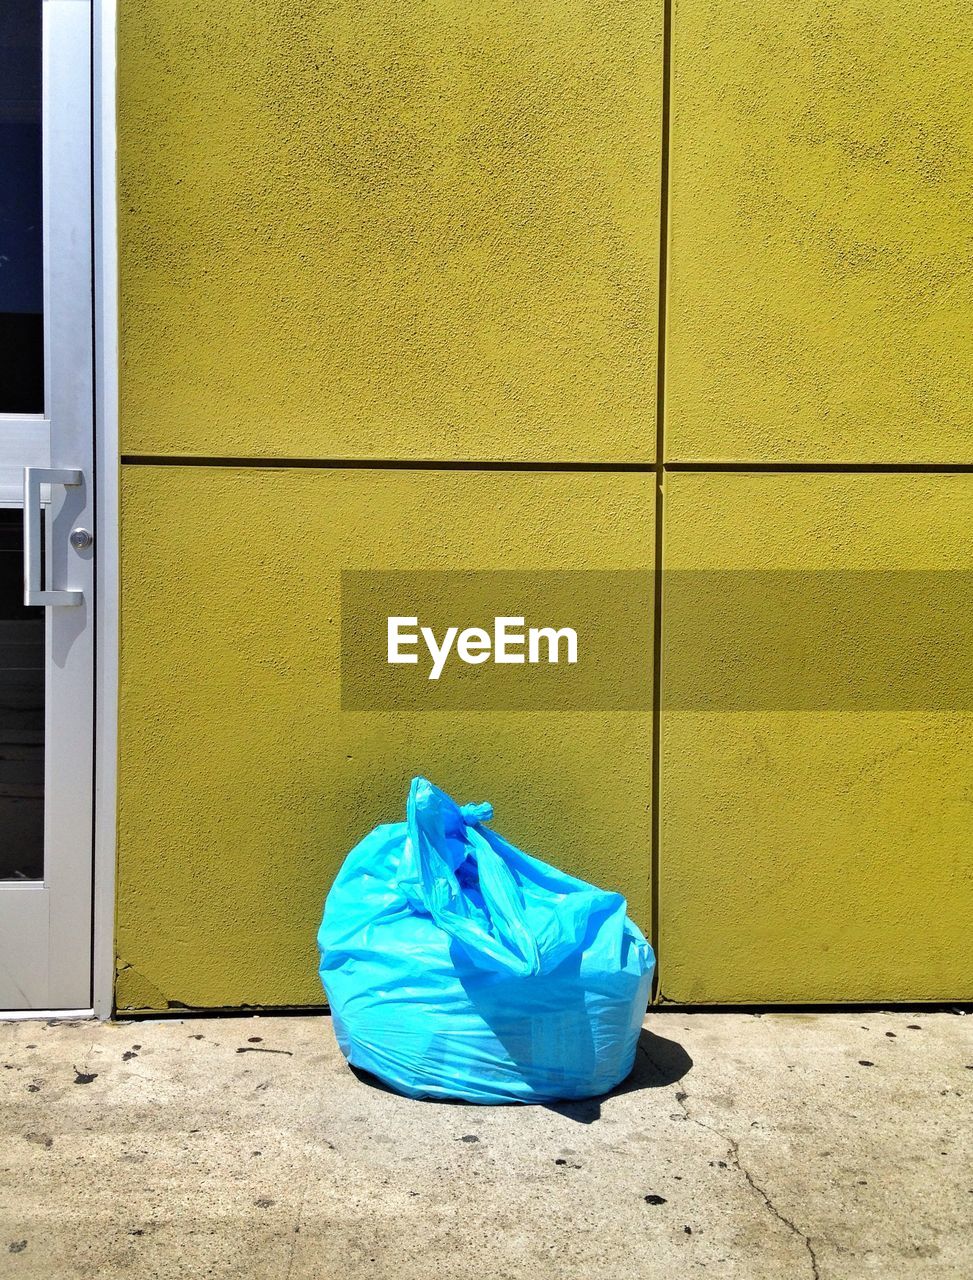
[
  {"x1": 667, "y1": 0, "x2": 973, "y2": 464},
  {"x1": 118, "y1": 1, "x2": 660, "y2": 463},
  {"x1": 116, "y1": 467, "x2": 653, "y2": 1009},
  {"x1": 661, "y1": 473, "x2": 973, "y2": 1003},
  {"x1": 116, "y1": 1, "x2": 973, "y2": 1010},
  {"x1": 658, "y1": 0, "x2": 973, "y2": 1001}
]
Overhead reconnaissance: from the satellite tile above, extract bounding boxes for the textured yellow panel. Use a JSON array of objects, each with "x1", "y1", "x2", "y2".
[
  {"x1": 117, "y1": 465, "x2": 653, "y2": 1011},
  {"x1": 661, "y1": 472, "x2": 973, "y2": 1003},
  {"x1": 667, "y1": 0, "x2": 973, "y2": 463},
  {"x1": 118, "y1": 3, "x2": 661, "y2": 463}
]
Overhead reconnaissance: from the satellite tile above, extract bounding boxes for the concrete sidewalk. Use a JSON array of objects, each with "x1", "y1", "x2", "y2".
[{"x1": 0, "y1": 1011, "x2": 969, "y2": 1279}]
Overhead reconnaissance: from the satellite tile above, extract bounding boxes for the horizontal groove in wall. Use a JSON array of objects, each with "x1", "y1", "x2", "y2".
[
  {"x1": 665, "y1": 461, "x2": 973, "y2": 473},
  {"x1": 120, "y1": 454, "x2": 656, "y2": 473},
  {"x1": 117, "y1": 1005, "x2": 330, "y2": 1021},
  {"x1": 117, "y1": 1000, "x2": 973, "y2": 1018},
  {"x1": 121, "y1": 455, "x2": 973, "y2": 475}
]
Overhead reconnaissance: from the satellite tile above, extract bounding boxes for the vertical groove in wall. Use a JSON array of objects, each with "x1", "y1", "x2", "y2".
[{"x1": 650, "y1": 0, "x2": 672, "y2": 1000}]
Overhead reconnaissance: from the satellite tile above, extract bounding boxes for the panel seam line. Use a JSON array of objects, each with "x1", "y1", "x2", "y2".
[{"x1": 650, "y1": 0, "x2": 673, "y2": 1002}]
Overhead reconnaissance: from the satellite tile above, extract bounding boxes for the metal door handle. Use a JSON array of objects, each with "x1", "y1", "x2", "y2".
[{"x1": 23, "y1": 467, "x2": 84, "y2": 607}]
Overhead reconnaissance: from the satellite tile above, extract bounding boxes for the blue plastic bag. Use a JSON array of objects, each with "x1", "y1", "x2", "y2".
[{"x1": 318, "y1": 777, "x2": 655, "y2": 1104}]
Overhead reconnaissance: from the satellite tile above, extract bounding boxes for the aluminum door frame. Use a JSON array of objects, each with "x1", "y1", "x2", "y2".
[{"x1": 0, "y1": 0, "x2": 95, "y2": 1011}]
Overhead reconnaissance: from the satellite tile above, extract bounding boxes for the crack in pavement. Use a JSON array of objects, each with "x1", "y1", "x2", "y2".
[
  {"x1": 674, "y1": 1088, "x2": 821, "y2": 1280},
  {"x1": 728, "y1": 1136, "x2": 821, "y2": 1280},
  {"x1": 283, "y1": 1152, "x2": 311, "y2": 1280}
]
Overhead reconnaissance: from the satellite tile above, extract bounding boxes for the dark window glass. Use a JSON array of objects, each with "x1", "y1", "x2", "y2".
[
  {"x1": 0, "y1": 1, "x2": 43, "y2": 413},
  {"x1": 0, "y1": 509, "x2": 44, "y2": 880}
]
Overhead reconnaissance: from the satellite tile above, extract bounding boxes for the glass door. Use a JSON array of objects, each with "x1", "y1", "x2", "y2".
[{"x1": 0, "y1": 0, "x2": 94, "y2": 1010}]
